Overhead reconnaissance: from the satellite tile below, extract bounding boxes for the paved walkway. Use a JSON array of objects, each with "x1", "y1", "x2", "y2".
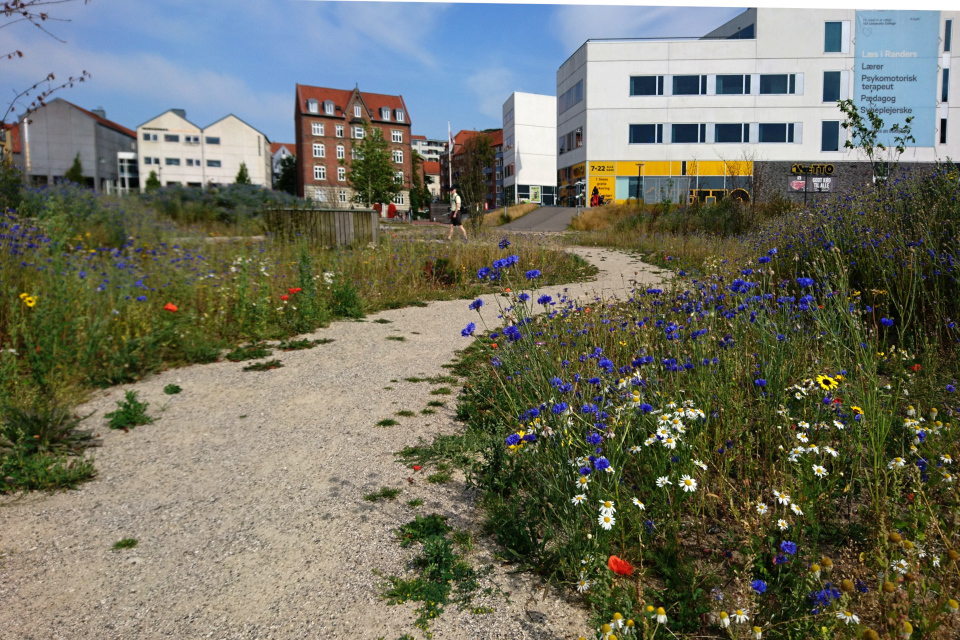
[
  {"x1": 0, "y1": 247, "x2": 666, "y2": 640},
  {"x1": 500, "y1": 207, "x2": 581, "y2": 232}
]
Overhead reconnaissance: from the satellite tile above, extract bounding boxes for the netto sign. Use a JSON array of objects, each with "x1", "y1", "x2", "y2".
[{"x1": 791, "y1": 163, "x2": 835, "y2": 175}]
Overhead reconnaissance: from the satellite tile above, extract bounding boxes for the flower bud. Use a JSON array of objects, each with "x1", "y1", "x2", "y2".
[
  {"x1": 889, "y1": 532, "x2": 903, "y2": 544},
  {"x1": 840, "y1": 579, "x2": 855, "y2": 593},
  {"x1": 882, "y1": 581, "x2": 896, "y2": 593},
  {"x1": 862, "y1": 630, "x2": 880, "y2": 640}
]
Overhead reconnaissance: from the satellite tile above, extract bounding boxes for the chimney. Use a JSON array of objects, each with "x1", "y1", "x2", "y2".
[
  {"x1": 171, "y1": 109, "x2": 187, "y2": 119},
  {"x1": 92, "y1": 107, "x2": 106, "y2": 119}
]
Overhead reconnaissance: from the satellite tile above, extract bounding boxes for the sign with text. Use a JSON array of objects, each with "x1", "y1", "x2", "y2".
[
  {"x1": 529, "y1": 185, "x2": 541, "y2": 203},
  {"x1": 788, "y1": 177, "x2": 837, "y2": 193},
  {"x1": 855, "y1": 10, "x2": 939, "y2": 147}
]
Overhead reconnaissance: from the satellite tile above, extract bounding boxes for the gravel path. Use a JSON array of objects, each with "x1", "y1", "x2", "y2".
[{"x1": 0, "y1": 247, "x2": 666, "y2": 640}]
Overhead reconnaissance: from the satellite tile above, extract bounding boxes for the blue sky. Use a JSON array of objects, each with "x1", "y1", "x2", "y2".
[{"x1": 3, "y1": 1, "x2": 746, "y2": 143}]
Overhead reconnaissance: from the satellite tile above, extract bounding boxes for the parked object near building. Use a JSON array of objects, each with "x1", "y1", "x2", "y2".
[
  {"x1": 137, "y1": 110, "x2": 271, "y2": 190},
  {"x1": 411, "y1": 135, "x2": 445, "y2": 162},
  {"x1": 294, "y1": 83, "x2": 412, "y2": 211},
  {"x1": 503, "y1": 92, "x2": 558, "y2": 207},
  {"x1": 270, "y1": 142, "x2": 296, "y2": 187},
  {"x1": 557, "y1": 8, "x2": 959, "y2": 206},
  {"x1": 16, "y1": 99, "x2": 138, "y2": 193}
]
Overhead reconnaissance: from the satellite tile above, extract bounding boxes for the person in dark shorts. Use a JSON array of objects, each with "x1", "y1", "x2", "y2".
[{"x1": 448, "y1": 185, "x2": 467, "y2": 241}]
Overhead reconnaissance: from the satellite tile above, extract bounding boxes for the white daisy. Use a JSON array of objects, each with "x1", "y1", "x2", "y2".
[
  {"x1": 891, "y1": 558, "x2": 909, "y2": 574},
  {"x1": 942, "y1": 454, "x2": 954, "y2": 465},
  {"x1": 823, "y1": 446, "x2": 839, "y2": 457},
  {"x1": 694, "y1": 459, "x2": 708, "y2": 471},
  {"x1": 756, "y1": 502, "x2": 769, "y2": 516},
  {"x1": 790, "y1": 503, "x2": 804, "y2": 516},
  {"x1": 662, "y1": 437, "x2": 678, "y2": 450},
  {"x1": 598, "y1": 513, "x2": 616, "y2": 530},
  {"x1": 812, "y1": 465, "x2": 828, "y2": 478},
  {"x1": 632, "y1": 497, "x2": 646, "y2": 510},
  {"x1": 733, "y1": 608, "x2": 750, "y2": 624},
  {"x1": 797, "y1": 432, "x2": 809, "y2": 443},
  {"x1": 571, "y1": 494, "x2": 587, "y2": 505},
  {"x1": 836, "y1": 610, "x2": 860, "y2": 625},
  {"x1": 629, "y1": 445, "x2": 642, "y2": 454},
  {"x1": 577, "y1": 577, "x2": 592, "y2": 592},
  {"x1": 774, "y1": 491, "x2": 791, "y2": 505},
  {"x1": 680, "y1": 475, "x2": 697, "y2": 493},
  {"x1": 933, "y1": 555, "x2": 941, "y2": 568},
  {"x1": 888, "y1": 457, "x2": 906, "y2": 470},
  {"x1": 777, "y1": 519, "x2": 789, "y2": 531},
  {"x1": 656, "y1": 476, "x2": 672, "y2": 488},
  {"x1": 943, "y1": 471, "x2": 955, "y2": 484},
  {"x1": 575, "y1": 475, "x2": 591, "y2": 488},
  {"x1": 599, "y1": 500, "x2": 616, "y2": 516}
]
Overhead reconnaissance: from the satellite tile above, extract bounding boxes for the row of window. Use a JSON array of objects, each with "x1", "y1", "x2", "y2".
[
  {"x1": 312, "y1": 143, "x2": 404, "y2": 163},
  {"x1": 143, "y1": 157, "x2": 223, "y2": 167},
  {"x1": 559, "y1": 80, "x2": 584, "y2": 115},
  {"x1": 308, "y1": 122, "x2": 406, "y2": 142},
  {"x1": 305, "y1": 99, "x2": 406, "y2": 122},
  {"x1": 630, "y1": 73, "x2": 800, "y2": 97},
  {"x1": 628, "y1": 122, "x2": 807, "y2": 145},
  {"x1": 311, "y1": 165, "x2": 405, "y2": 183},
  {"x1": 311, "y1": 189, "x2": 407, "y2": 205},
  {"x1": 142, "y1": 133, "x2": 220, "y2": 145}
]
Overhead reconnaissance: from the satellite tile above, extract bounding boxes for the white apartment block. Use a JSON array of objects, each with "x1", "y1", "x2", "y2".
[
  {"x1": 137, "y1": 109, "x2": 271, "y2": 190},
  {"x1": 557, "y1": 8, "x2": 959, "y2": 206},
  {"x1": 411, "y1": 135, "x2": 445, "y2": 162},
  {"x1": 502, "y1": 92, "x2": 558, "y2": 206}
]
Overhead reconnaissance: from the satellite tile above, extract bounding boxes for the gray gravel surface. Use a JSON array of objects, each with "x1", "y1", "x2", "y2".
[{"x1": 0, "y1": 247, "x2": 666, "y2": 640}]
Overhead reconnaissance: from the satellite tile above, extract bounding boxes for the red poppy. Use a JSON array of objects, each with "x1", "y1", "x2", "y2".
[
  {"x1": 163, "y1": 303, "x2": 178, "y2": 312},
  {"x1": 505, "y1": 288, "x2": 512, "y2": 293},
  {"x1": 490, "y1": 343, "x2": 498, "y2": 349},
  {"x1": 288, "y1": 288, "x2": 302, "y2": 295},
  {"x1": 910, "y1": 364, "x2": 921, "y2": 372},
  {"x1": 608, "y1": 555, "x2": 634, "y2": 576},
  {"x1": 413, "y1": 465, "x2": 422, "y2": 472},
  {"x1": 280, "y1": 294, "x2": 289, "y2": 301}
]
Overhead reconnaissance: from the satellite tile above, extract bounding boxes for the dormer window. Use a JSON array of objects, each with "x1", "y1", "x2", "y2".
[
  {"x1": 381, "y1": 107, "x2": 391, "y2": 121},
  {"x1": 354, "y1": 105, "x2": 362, "y2": 118},
  {"x1": 307, "y1": 99, "x2": 319, "y2": 114},
  {"x1": 396, "y1": 110, "x2": 405, "y2": 123},
  {"x1": 323, "y1": 100, "x2": 334, "y2": 115}
]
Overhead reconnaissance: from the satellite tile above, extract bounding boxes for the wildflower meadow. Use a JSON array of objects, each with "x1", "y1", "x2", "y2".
[{"x1": 449, "y1": 165, "x2": 960, "y2": 639}]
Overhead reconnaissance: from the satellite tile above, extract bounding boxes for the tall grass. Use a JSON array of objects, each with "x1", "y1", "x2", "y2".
[{"x1": 452, "y1": 167, "x2": 960, "y2": 638}]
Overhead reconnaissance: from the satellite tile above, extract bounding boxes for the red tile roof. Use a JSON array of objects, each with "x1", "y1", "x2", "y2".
[
  {"x1": 59, "y1": 99, "x2": 136, "y2": 138},
  {"x1": 411, "y1": 134, "x2": 427, "y2": 140},
  {"x1": 271, "y1": 142, "x2": 295, "y2": 155},
  {"x1": 422, "y1": 160, "x2": 440, "y2": 175},
  {"x1": 451, "y1": 129, "x2": 503, "y2": 155},
  {"x1": 296, "y1": 84, "x2": 411, "y2": 124},
  {"x1": 2, "y1": 122, "x2": 20, "y2": 153}
]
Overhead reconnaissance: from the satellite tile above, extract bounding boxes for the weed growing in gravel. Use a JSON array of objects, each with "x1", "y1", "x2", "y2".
[
  {"x1": 163, "y1": 384, "x2": 181, "y2": 395},
  {"x1": 242, "y1": 359, "x2": 283, "y2": 372},
  {"x1": 377, "y1": 418, "x2": 399, "y2": 427},
  {"x1": 373, "y1": 319, "x2": 392, "y2": 324},
  {"x1": 421, "y1": 409, "x2": 435, "y2": 415},
  {"x1": 277, "y1": 338, "x2": 330, "y2": 351},
  {"x1": 364, "y1": 486, "x2": 402, "y2": 502},
  {"x1": 395, "y1": 435, "x2": 478, "y2": 470},
  {"x1": 397, "y1": 514, "x2": 451, "y2": 546},
  {"x1": 225, "y1": 343, "x2": 272, "y2": 362},
  {"x1": 104, "y1": 391, "x2": 154, "y2": 430},
  {"x1": 0, "y1": 449, "x2": 96, "y2": 493},
  {"x1": 395, "y1": 410, "x2": 415, "y2": 417},
  {"x1": 383, "y1": 386, "x2": 393, "y2": 390},
  {"x1": 113, "y1": 538, "x2": 138, "y2": 549},
  {"x1": 429, "y1": 387, "x2": 452, "y2": 396},
  {"x1": 426, "y1": 470, "x2": 452, "y2": 484},
  {"x1": 452, "y1": 529, "x2": 474, "y2": 552},
  {"x1": 407, "y1": 498, "x2": 424, "y2": 507},
  {"x1": 427, "y1": 400, "x2": 445, "y2": 407},
  {"x1": 386, "y1": 336, "x2": 406, "y2": 342}
]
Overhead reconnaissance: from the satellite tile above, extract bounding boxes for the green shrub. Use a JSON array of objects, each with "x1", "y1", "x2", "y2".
[{"x1": 104, "y1": 391, "x2": 154, "y2": 430}]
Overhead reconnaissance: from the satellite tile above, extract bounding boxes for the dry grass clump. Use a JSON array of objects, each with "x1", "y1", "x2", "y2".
[
  {"x1": 568, "y1": 203, "x2": 641, "y2": 231},
  {"x1": 482, "y1": 202, "x2": 541, "y2": 226}
]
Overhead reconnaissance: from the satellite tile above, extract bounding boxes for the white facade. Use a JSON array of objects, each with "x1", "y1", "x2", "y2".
[
  {"x1": 411, "y1": 137, "x2": 445, "y2": 162},
  {"x1": 557, "y1": 8, "x2": 959, "y2": 204},
  {"x1": 137, "y1": 110, "x2": 271, "y2": 190},
  {"x1": 502, "y1": 92, "x2": 558, "y2": 205}
]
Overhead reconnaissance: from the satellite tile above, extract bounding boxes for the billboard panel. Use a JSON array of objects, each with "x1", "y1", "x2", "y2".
[{"x1": 855, "y1": 10, "x2": 940, "y2": 147}]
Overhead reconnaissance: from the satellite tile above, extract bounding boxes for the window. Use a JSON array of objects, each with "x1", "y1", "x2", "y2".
[
  {"x1": 381, "y1": 107, "x2": 391, "y2": 120},
  {"x1": 715, "y1": 123, "x2": 748, "y2": 143},
  {"x1": 338, "y1": 166, "x2": 346, "y2": 181},
  {"x1": 394, "y1": 171, "x2": 404, "y2": 184},
  {"x1": 353, "y1": 105, "x2": 362, "y2": 118},
  {"x1": 947, "y1": 19, "x2": 953, "y2": 52},
  {"x1": 314, "y1": 165, "x2": 326, "y2": 180},
  {"x1": 504, "y1": 109, "x2": 514, "y2": 124},
  {"x1": 185, "y1": 159, "x2": 195, "y2": 167},
  {"x1": 394, "y1": 193, "x2": 405, "y2": 205},
  {"x1": 336, "y1": 145, "x2": 345, "y2": 159},
  {"x1": 759, "y1": 74, "x2": 795, "y2": 95},
  {"x1": 142, "y1": 132, "x2": 158, "y2": 141},
  {"x1": 313, "y1": 143, "x2": 325, "y2": 158},
  {"x1": 559, "y1": 80, "x2": 584, "y2": 114},
  {"x1": 205, "y1": 136, "x2": 220, "y2": 145},
  {"x1": 825, "y1": 21, "x2": 843, "y2": 52},
  {"x1": 396, "y1": 109, "x2": 405, "y2": 122},
  {"x1": 758, "y1": 123, "x2": 788, "y2": 143},
  {"x1": 206, "y1": 160, "x2": 221, "y2": 168},
  {"x1": 943, "y1": 68, "x2": 950, "y2": 103},
  {"x1": 336, "y1": 125, "x2": 344, "y2": 138},
  {"x1": 629, "y1": 124, "x2": 663, "y2": 144},
  {"x1": 164, "y1": 134, "x2": 180, "y2": 143},
  {"x1": 630, "y1": 76, "x2": 663, "y2": 96},
  {"x1": 143, "y1": 157, "x2": 159, "y2": 165},
  {"x1": 716, "y1": 74, "x2": 749, "y2": 95},
  {"x1": 558, "y1": 127, "x2": 583, "y2": 155},
  {"x1": 671, "y1": 123, "x2": 705, "y2": 144},
  {"x1": 673, "y1": 75, "x2": 705, "y2": 96},
  {"x1": 314, "y1": 189, "x2": 327, "y2": 202},
  {"x1": 324, "y1": 100, "x2": 334, "y2": 115},
  {"x1": 392, "y1": 130, "x2": 403, "y2": 143},
  {"x1": 353, "y1": 126, "x2": 364, "y2": 139},
  {"x1": 185, "y1": 135, "x2": 200, "y2": 144},
  {"x1": 821, "y1": 121, "x2": 840, "y2": 151},
  {"x1": 823, "y1": 71, "x2": 841, "y2": 102},
  {"x1": 941, "y1": 118, "x2": 948, "y2": 144},
  {"x1": 165, "y1": 158, "x2": 180, "y2": 166},
  {"x1": 392, "y1": 149, "x2": 403, "y2": 163},
  {"x1": 312, "y1": 122, "x2": 324, "y2": 136},
  {"x1": 339, "y1": 190, "x2": 347, "y2": 203},
  {"x1": 307, "y1": 99, "x2": 319, "y2": 114}
]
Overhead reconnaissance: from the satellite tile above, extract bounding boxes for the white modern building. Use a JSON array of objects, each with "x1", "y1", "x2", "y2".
[
  {"x1": 411, "y1": 135, "x2": 446, "y2": 162},
  {"x1": 557, "y1": 8, "x2": 959, "y2": 205},
  {"x1": 502, "y1": 92, "x2": 558, "y2": 206},
  {"x1": 137, "y1": 109, "x2": 271, "y2": 190}
]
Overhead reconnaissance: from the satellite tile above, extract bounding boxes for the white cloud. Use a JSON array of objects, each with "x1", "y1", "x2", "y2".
[
  {"x1": 550, "y1": 5, "x2": 746, "y2": 53},
  {"x1": 465, "y1": 68, "x2": 515, "y2": 122}
]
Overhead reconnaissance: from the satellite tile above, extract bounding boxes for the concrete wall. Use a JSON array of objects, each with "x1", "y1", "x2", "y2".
[
  {"x1": 137, "y1": 111, "x2": 202, "y2": 187},
  {"x1": 204, "y1": 115, "x2": 271, "y2": 187},
  {"x1": 503, "y1": 92, "x2": 557, "y2": 190}
]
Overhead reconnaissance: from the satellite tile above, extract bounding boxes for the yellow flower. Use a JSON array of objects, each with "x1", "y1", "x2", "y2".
[
  {"x1": 816, "y1": 375, "x2": 838, "y2": 391},
  {"x1": 24, "y1": 296, "x2": 36, "y2": 308},
  {"x1": 850, "y1": 406, "x2": 864, "y2": 416},
  {"x1": 19, "y1": 292, "x2": 28, "y2": 300}
]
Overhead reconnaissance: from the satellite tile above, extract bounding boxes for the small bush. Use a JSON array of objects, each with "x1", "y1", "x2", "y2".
[
  {"x1": 0, "y1": 447, "x2": 96, "y2": 493},
  {"x1": 364, "y1": 486, "x2": 402, "y2": 502},
  {"x1": 242, "y1": 359, "x2": 283, "y2": 371},
  {"x1": 386, "y1": 336, "x2": 406, "y2": 342},
  {"x1": 226, "y1": 344, "x2": 272, "y2": 362},
  {"x1": 113, "y1": 538, "x2": 138, "y2": 549},
  {"x1": 377, "y1": 418, "x2": 399, "y2": 427},
  {"x1": 104, "y1": 391, "x2": 154, "y2": 430},
  {"x1": 430, "y1": 387, "x2": 452, "y2": 395},
  {"x1": 395, "y1": 410, "x2": 415, "y2": 417},
  {"x1": 163, "y1": 384, "x2": 182, "y2": 395}
]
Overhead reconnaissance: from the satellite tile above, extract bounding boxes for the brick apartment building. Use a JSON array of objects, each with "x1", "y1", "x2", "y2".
[
  {"x1": 294, "y1": 84, "x2": 412, "y2": 208},
  {"x1": 440, "y1": 129, "x2": 503, "y2": 210}
]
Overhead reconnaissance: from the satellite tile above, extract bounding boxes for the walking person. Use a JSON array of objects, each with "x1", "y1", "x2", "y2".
[{"x1": 448, "y1": 185, "x2": 467, "y2": 241}]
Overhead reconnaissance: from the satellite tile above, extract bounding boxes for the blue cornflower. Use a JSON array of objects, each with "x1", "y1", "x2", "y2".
[
  {"x1": 553, "y1": 402, "x2": 568, "y2": 415},
  {"x1": 639, "y1": 403, "x2": 653, "y2": 413},
  {"x1": 477, "y1": 267, "x2": 491, "y2": 279},
  {"x1": 579, "y1": 466, "x2": 591, "y2": 476},
  {"x1": 767, "y1": 248, "x2": 778, "y2": 256},
  {"x1": 758, "y1": 256, "x2": 771, "y2": 264},
  {"x1": 780, "y1": 540, "x2": 797, "y2": 555},
  {"x1": 751, "y1": 580, "x2": 767, "y2": 594},
  {"x1": 948, "y1": 384, "x2": 956, "y2": 393},
  {"x1": 461, "y1": 322, "x2": 476, "y2": 337},
  {"x1": 755, "y1": 379, "x2": 767, "y2": 387},
  {"x1": 537, "y1": 294, "x2": 553, "y2": 305},
  {"x1": 136, "y1": 295, "x2": 147, "y2": 302},
  {"x1": 518, "y1": 293, "x2": 530, "y2": 302},
  {"x1": 881, "y1": 317, "x2": 894, "y2": 327},
  {"x1": 79, "y1": 270, "x2": 86, "y2": 279},
  {"x1": 797, "y1": 277, "x2": 814, "y2": 288},
  {"x1": 469, "y1": 298, "x2": 484, "y2": 311},
  {"x1": 587, "y1": 377, "x2": 601, "y2": 386},
  {"x1": 505, "y1": 433, "x2": 521, "y2": 446},
  {"x1": 525, "y1": 269, "x2": 541, "y2": 280},
  {"x1": 586, "y1": 432, "x2": 602, "y2": 445},
  {"x1": 498, "y1": 237, "x2": 511, "y2": 249},
  {"x1": 522, "y1": 433, "x2": 536, "y2": 443},
  {"x1": 593, "y1": 457, "x2": 610, "y2": 471}
]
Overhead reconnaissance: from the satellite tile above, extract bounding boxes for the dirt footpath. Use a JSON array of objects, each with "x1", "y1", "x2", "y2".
[{"x1": 0, "y1": 247, "x2": 665, "y2": 640}]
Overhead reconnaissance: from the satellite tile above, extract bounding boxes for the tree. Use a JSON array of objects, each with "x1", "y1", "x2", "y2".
[
  {"x1": 63, "y1": 152, "x2": 83, "y2": 184},
  {"x1": 457, "y1": 134, "x2": 494, "y2": 230},
  {"x1": 838, "y1": 99, "x2": 914, "y2": 182},
  {"x1": 408, "y1": 151, "x2": 427, "y2": 215},
  {"x1": 235, "y1": 162, "x2": 251, "y2": 185},
  {"x1": 343, "y1": 123, "x2": 401, "y2": 208},
  {"x1": 275, "y1": 154, "x2": 297, "y2": 195},
  {"x1": 144, "y1": 170, "x2": 160, "y2": 191}
]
